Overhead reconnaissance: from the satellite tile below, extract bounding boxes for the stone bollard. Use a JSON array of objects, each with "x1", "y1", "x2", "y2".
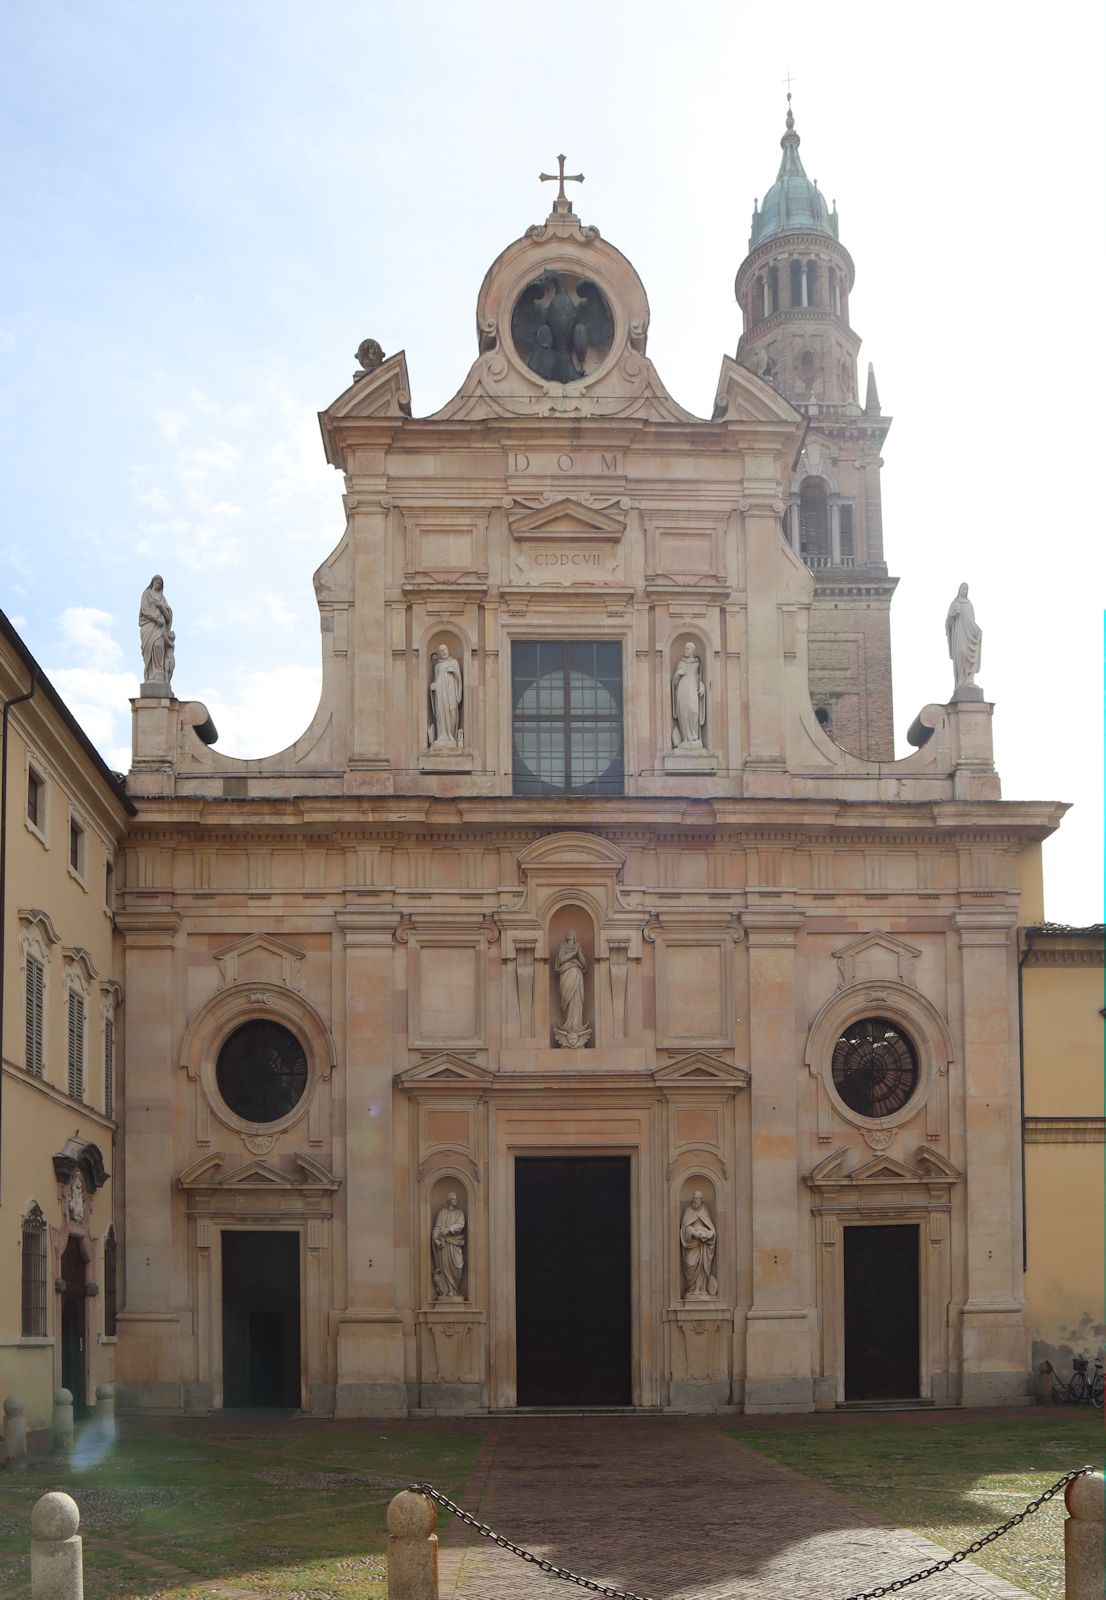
[
  {"x1": 94, "y1": 1382, "x2": 116, "y2": 1439},
  {"x1": 51, "y1": 1389, "x2": 74, "y2": 1455},
  {"x1": 387, "y1": 1489, "x2": 438, "y2": 1600},
  {"x1": 1065, "y1": 1471, "x2": 1105, "y2": 1600},
  {"x1": 3, "y1": 1395, "x2": 28, "y2": 1469},
  {"x1": 31, "y1": 1491, "x2": 83, "y2": 1600}
]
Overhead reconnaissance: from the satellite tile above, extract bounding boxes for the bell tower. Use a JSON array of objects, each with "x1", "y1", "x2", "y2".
[{"x1": 735, "y1": 100, "x2": 897, "y2": 760}]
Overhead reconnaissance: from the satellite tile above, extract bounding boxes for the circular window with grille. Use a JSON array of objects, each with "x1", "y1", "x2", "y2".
[
  {"x1": 830, "y1": 1016, "x2": 919, "y2": 1119},
  {"x1": 215, "y1": 1020, "x2": 308, "y2": 1125}
]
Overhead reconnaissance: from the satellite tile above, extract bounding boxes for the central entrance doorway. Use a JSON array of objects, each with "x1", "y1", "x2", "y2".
[
  {"x1": 221, "y1": 1231, "x2": 301, "y2": 1408},
  {"x1": 515, "y1": 1156, "x2": 631, "y2": 1406},
  {"x1": 843, "y1": 1224, "x2": 920, "y2": 1401}
]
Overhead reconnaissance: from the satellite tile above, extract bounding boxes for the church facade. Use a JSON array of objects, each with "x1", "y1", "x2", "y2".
[{"x1": 115, "y1": 120, "x2": 1063, "y2": 1417}]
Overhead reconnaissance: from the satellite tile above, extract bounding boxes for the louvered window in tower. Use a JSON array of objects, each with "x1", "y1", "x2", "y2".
[
  {"x1": 840, "y1": 504, "x2": 855, "y2": 565},
  {"x1": 799, "y1": 480, "x2": 829, "y2": 566},
  {"x1": 25, "y1": 956, "x2": 44, "y2": 1077},
  {"x1": 21, "y1": 1205, "x2": 47, "y2": 1337},
  {"x1": 67, "y1": 990, "x2": 86, "y2": 1101}
]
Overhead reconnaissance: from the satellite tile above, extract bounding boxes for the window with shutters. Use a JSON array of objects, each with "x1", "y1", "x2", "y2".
[
  {"x1": 68, "y1": 815, "x2": 86, "y2": 882},
  {"x1": 26, "y1": 765, "x2": 46, "y2": 837},
  {"x1": 104, "y1": 1226, "x2": 118, "y2": 1337},
  {"x1": 839, "y1": 504, "x2": 855, "y2": 565},
  {"x1": 104, "y1": 1016, "x2": 115, "y2": 1118},
  {"x1": 21, "y1": 1204, "x2": 47, "y2": 1337},
  {"x1": 25, "y1": 956, "x2": 45, "y2": 1077},
  {"x1": 799, "y1": 479, "x2": 830, "y2": 566},
  {"x1": 67, "y1": 989, "x2": 86, "y2": 1100}
]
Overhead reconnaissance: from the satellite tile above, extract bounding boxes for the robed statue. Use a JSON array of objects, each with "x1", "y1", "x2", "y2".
[
  {"x1": 428, "y1": 645, "x2": 463, "y2": 749},
  {"x1": 672, "y1": 642, "x2": 706, "y2": 748},
  {"x1": 553, "y1": 927, "x2": 590, "y2": 1048},
  {"x1": 139, "y1": 575, "x2": 175, "y2": 687},
  {"x1": 680, "y1": 1190, "x2": 718, "y2": 1299},
  {"x1": 431, "y1": 1191, "x2": 466, "y2": 1301},
  {"x1": 945, "y1": 582, "x2": 983, "y2": 693}
]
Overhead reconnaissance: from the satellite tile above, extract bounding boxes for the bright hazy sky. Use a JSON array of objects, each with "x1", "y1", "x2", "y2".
[{"x1": 1, "y1": 2, "x2": 1102, "y2": 921}]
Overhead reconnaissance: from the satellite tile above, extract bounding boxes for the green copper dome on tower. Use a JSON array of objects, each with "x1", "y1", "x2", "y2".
[{"x1": 750, "y1": 100, "x2": 839, "y2": 250}]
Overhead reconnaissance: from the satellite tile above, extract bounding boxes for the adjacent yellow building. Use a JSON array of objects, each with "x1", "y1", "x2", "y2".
[
  {"x1": 1020, "y1": 923, "x2": 1105, "y2": 1377},
  {"x1": 0, "y1": 612, "x2": 133, "y2": 1430}
]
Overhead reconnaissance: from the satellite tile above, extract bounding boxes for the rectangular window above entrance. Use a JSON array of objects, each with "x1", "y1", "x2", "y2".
[{"x1": 511, "y1": 641, "x2": 624, "y2": 797}]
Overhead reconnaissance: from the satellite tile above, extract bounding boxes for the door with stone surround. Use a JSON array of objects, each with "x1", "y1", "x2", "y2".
[
  {"x1": 843, "y1": 1224, "x2": 920, "y2": 1401},
  {"x1": 515, "y1": 1157, "x2": 631, "y2": 1406},
  {"x1": 221, "y1": 1231, "x2": 302, "y2": 1408}
]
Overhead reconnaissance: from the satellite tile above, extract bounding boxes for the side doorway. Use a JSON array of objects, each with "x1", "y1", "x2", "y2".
[
  {"x1": 221, "y1": 1231, "x2": 302, "y2": 1409},
  {"x1": 843, "y1": 1224, "x2": 920, "y2": 1401},
  {"x1": 59, "y1": 1235, "x2": 89, "y2": 1416}
]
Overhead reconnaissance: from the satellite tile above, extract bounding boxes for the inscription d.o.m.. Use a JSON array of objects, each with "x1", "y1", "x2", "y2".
[{"x1": 507, "y1": 451, "x2": 622, "y2": 475}]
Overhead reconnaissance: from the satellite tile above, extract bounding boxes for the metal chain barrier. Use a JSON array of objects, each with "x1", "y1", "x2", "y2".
[{"x1": 412, "y1": 1464, "x2": 1092, "y2": 1600}]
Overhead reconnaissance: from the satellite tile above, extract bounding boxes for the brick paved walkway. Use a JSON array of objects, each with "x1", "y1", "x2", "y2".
[{"x1": 438, "y1": 1417, "x2": 1034, "y2": 1600}]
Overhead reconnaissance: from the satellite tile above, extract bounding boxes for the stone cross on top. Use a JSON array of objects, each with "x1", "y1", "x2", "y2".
[{"x1": 540, "y1": 153, "x2": 584, "y2": 215}]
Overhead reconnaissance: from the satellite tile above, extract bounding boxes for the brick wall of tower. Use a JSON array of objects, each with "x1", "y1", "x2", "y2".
[{"x1": 807, "y1": 593, "x2": 895, "y2": 761}]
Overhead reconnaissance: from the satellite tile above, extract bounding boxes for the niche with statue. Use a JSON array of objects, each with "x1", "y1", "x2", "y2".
[{"x1": 548, "y1": 905, "x2": 596, "y2": 1050}]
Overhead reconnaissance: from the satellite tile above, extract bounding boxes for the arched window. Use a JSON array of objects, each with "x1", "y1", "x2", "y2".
[
  {"x1": 790, "y1": 260, "x2": 803, "y2": 307},
  {"x1": 840, "y1": 505, "x2": 855, "y2": 565},
  {"x1": 21, "y1": 1204, "x2": 47, "y2": 1336},
  {"x1": 799, "y1": 480, "x2": 829, "y2": 566},
  {"x1": 806, "y1": 261, "x2": 819, "y2": 307},
  {"x1": 767, "y1": 265, "x2": 779, "y2": 315}
]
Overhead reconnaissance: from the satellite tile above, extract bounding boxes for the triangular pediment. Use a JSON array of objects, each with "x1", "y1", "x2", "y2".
[
  {"x1": 397, "y1": 1052, "x2": 495, "y2": 1087},
  {"x1": 653, "y1": 1052, "x2": 750, "y2": 1088},
  {"x1": 913, "y1": 1146, "x2": 961, "y2": 1181},
  {"x1": 509, "y1": 498, "x2": 625, "y2": 542},
  {"x1": 849, "y1": 1154, "x2": 923, "y2": 1183},
  {"x1": 214, "y1": 933, "x2": 305, "y2": 991},
  {"x1": 177, "y1": 1151, "x2": 339, "y2": 1191},
  {"x1": 806, "y1": 1148, "x2": 962, "y2": 1189},
  {"x1": 324, "y1": 351, "x2": 412, "y2": 423},
  {"x1": 712, "y1": 355, "x2": 806, "y2": 426},
  {"x1": 833, "y1": 931, "x2": 922, "y2": 989}
]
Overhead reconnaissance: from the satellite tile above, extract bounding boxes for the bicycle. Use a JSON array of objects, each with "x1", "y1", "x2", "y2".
[{"x1": 1043, "y1": 1354, "x2": 1104, "y2": 1407}]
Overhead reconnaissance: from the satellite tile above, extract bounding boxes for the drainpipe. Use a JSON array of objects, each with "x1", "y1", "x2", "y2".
[
  {"x1": 1016, "y1": 927, "x2": 1038, "y2": 1273},
  {"x1": 0, "y1": 666, "x2": 39, "y2": 1192}
]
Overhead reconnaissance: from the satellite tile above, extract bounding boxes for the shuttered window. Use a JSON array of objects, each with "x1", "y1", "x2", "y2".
[
  {"x1": 24, "y1": 957, "x2": 44, "y2": 1077},
  {"x1": 21, "y1": 1206, "x2": 47, "y2": 1337},
  {"x1": 104, "y1": 1018, "x2": 115, "y2": 1118},
  {"x1": 67, "y1": 990, "x2": 85, "y2": 1101}
]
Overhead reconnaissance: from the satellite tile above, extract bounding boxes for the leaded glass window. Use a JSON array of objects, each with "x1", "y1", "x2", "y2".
[
  {"x1": 831, "y1": 1017, "x2": 919, "y2": 1118},
  {"x1": 215, "y1": 1020, "x2": 309, "y2": 1124},
  {"x1": 512, "y1": 641, "x2": 623, "y2": 797}
]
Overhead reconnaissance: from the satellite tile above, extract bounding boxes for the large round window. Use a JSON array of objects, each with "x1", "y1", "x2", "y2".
[
  {"x1": 215, "y1": 1021, "x2": 308, "y2": 1124},
  {"x1": 831, "y1": 1017, "x2": 919, "y2": 1119}
]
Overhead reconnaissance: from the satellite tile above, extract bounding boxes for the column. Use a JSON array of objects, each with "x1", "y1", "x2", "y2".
[
  {"x1": 829, "y1": 500, "x2": 842, "y2": 566},
  {"x1": 114, "y1": 910, "x2": 183, "y2": 1412},
  {"x1": 334, "y1": 911, "x2": 406, "y2": 1415},
  {"x1": 741, "y1": 910, "x2": 813, "y2": 1412},
  {"x1": 800, "y1": 263, "x2": 809, "y2": 307},
  {"x1": 742, "y1": 502, "x2": 788, "y2": 792},
  {"x1": 954, "y1": 910, "x2": 1029, "y2": 1404},
  {"x1": 787, "y1": 502, "x2": 801, "y2": 556}
]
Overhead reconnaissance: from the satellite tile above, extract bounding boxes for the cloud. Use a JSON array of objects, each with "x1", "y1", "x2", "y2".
[
  {"x1": 58, "y1": 606, "x2": 125, "y2": 666},
  {"x1": 45, "y1": 666, "x2": 137, "y2": 763},
  {"x1": 198, "y1": 664, "x2": 321, "y2": 759}
]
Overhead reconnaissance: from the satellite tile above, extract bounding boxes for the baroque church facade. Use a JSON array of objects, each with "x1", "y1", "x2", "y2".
[{"x1": 114, "y1": 116, "x2": 1063, "y2": 1417}]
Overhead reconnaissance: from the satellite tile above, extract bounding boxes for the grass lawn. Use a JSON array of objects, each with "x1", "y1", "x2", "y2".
[
  {"x1": 0, "y1": 1420, "x2": 482, "y2": 1600},
  {"x1": 734, "y1": 1410, "x2": 1105, "y2": 1600}
]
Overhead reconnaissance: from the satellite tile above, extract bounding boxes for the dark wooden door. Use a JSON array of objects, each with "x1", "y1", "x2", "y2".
[
  {"x1": 515, "y1": 1156, "x2": 631, "y2": 1406},
  {"x1": 221, "y1": 1232, "x2": 301, "y2": 1407},
  {"x1": 60, "y1": 1236, "x2": 87, "y2": 1415},
  {"x1": 844, "y1": 1224, "x2": 920, "y2": 1400}
]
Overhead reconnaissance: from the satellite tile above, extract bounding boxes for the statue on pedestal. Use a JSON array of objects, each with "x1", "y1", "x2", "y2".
[
  {"x1": 672, "y1": 642, "x2": 706, "y2": 748},
  {"x1": 680, "y1": 1190, "x2": 717, "y2": 1299},
  {"x1": 431, "y1": 1192, "x2": 466, "y2": 1301},
  {"x1": 945, "y1": 582, "x2": 983, "y2": 695},
  {"x1": 553, "y1": 928, "x2": 590, "y2": 1048},
  {"x1": 139, "y1": 575, "x2": 175, "y2": 688},
  {"x1": 428, "y1": 645, "x2": 463, "y2": 749}
]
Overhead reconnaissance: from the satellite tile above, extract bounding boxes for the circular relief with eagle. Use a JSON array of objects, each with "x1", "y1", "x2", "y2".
[
  {"x1": 830, "y1": 1016, "x2": 919, "y2": 1119},
  {"x1": 510, "y1": 269, "x2": 614, "y2": 384}
]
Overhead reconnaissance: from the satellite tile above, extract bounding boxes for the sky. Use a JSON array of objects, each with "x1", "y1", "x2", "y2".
[{"x1": 1, "y1": 0, "x2": 1102, "y2": 922}]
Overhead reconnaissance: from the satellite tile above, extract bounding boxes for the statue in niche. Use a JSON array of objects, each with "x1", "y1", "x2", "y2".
[
  {"x1": 353, "y1": 338, "x2": 385, "y2": 381},
  {"x1": 139, "y1": 575, "x2": 175, "y2": 686},
  {"x1": 671, "y1": 642, "x2": 706, "y2": 749},
  {"x1": 945, "y1": 582, "x2": 983, "y2": 694},
  {"x1": 431, "y1": 1191, "x2": 466, "y2": 1301},
  {"x1": 680, "y1": 1190, "x2": 718, "y2": 1299},
  {"x1": 553, "y1": 927, "x2": 591, "y2": 1048},
  {"x1": 427, "y1": 644, "x2": 463, "y2": 749},
  {"x1": 510, "y1": 271, "x2": 614, "y2": 384}
]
